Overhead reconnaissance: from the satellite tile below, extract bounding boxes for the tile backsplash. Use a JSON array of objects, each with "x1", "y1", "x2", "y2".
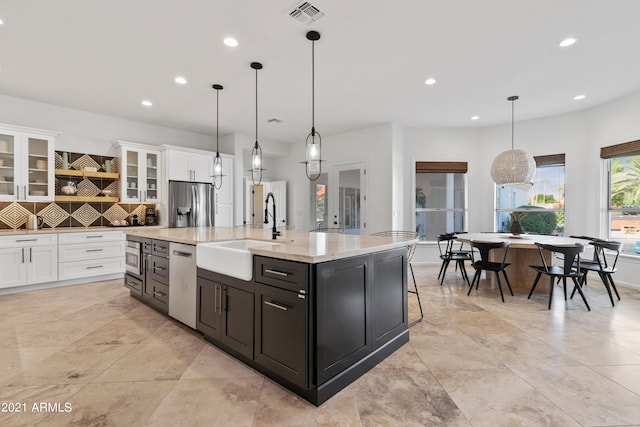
[{"x1": 0, "y1": 201, "x2": 156, "y2": 230}]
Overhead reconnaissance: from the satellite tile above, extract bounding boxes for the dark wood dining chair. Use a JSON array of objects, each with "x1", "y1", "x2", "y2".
[
  {"x1": 528, "y1": 242, "x2": 590, "y2": 311},
  {"x1": 572, "y1": 240, "x2": 622, "y2": 307},
  {"x1": 468, "y1": 240, "x2": 512, "y2": 302}
]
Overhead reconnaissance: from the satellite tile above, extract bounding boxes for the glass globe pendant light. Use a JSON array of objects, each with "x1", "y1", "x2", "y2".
[
  {"x1": 251, "y1": 62, "x2": 263, "y2": 186},
  {"x1": 212, "y1": 84, "x2": 223, "y2": 190},
  {"x1": 303, "y1": 30, "x2": 324, "y2": 181},
  {"x1": 490, "y1": 96, "x2": 536, "y2": 189}
]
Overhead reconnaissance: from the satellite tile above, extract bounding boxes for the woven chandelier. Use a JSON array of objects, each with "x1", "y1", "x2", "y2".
[{"x1": 490, "y1": 96, "x2": 535, "y2": 188}]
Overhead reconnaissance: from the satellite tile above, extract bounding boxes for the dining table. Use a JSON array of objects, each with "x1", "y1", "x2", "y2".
[{"x1": 455, "y1": 233, "x2": 592, "y2": 293}]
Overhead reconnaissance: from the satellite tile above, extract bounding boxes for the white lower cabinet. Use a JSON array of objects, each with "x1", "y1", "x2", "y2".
[
  {"x1": 58, "y1": 231, "x2": 124, "y2": 280},
  {"x1": 0, "y1": 234, "x2": 58, "y2": 289}
]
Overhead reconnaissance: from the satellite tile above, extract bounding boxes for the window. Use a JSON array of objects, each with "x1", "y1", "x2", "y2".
[
  {"x1": 495, "y1": 154, "x2": 565, "y2": 235},
  {"x1": 602, "y1": 139, "x2": 640, "y2": 254},
  {"x1": 414, "y1": 161, "x2": 467, "y2": 241}
]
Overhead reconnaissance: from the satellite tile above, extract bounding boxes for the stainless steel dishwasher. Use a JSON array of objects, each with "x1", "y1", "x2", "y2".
[{"x1": 169, "y1": 242, "x2": 197, "y2": 328}]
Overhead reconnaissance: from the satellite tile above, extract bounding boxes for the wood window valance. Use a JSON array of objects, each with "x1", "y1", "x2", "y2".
[
  {"x1": 415, "y1": 161, "x2": 468, "y2": 174},
  {"x1": 600, "y1": 140, "x2": 640, "y2": 159},
  {"x1": 534, "y1": 153, "x2": 565, "y2": 166}
]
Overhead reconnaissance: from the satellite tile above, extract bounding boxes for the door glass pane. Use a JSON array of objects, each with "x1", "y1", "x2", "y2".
[
  {"x1": 0, "y1": 134, "x2": 15, "y2": 196},
  {"x1": 28, "y1": 137, "x2": 49, "y2": 197},
  {"x1": 127, "y1": 151, "x2": 139, "y2": 199},
  {"x1": 311, "y1": 173, "x2": 329, "y2": 230},
  {"x1": 338, "y1": 169, "x2": 361, "y2": 235},
  {"x1": 146, "y1": 152, "x2": 158, "y2": 199}
]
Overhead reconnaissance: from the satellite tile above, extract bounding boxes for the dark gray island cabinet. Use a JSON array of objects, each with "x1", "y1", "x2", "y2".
[{"x1": 196, "y1": 247, "x2": 409, "y2": 406}]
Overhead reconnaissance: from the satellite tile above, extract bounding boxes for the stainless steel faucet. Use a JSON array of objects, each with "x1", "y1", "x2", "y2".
[{"x1": 264, "y1": 192, "x2": 281, "y2": 240}]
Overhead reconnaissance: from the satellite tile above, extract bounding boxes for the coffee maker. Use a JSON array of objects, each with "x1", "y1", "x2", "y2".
[{"x1": 145, "y1": 208, "x2": 157, "y2": 226}]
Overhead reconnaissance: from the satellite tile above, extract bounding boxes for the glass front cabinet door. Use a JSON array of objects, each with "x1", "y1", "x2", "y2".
[
  {"x1": 117, "y1": 141, "x2": 161, "y2": 203},
  {"x1": 0, "y1": 125, "x2": 57, "y2": 202}
]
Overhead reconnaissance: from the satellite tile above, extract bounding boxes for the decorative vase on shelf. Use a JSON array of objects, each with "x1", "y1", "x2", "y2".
[
  {"x1": 61, "y1": 152, "x2": 69, "y2": 170},
  {"x1": 61, "y1": 181, "x2": 77, "y2": 195},
  {"x1": 509, "y1": 212, "x2": 525, "y2": 235}
]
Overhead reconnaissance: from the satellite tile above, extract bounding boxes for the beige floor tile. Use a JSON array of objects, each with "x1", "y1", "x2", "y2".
[
  {"x1": 253, "y1": 379, "x2": 361, "y2": 427},
  {"x1": 591, "y1": 364, "x2": 640, "y2": 396},
  {"x1": 6, "y1": 344, "x2": 135, "y2": 386},
  {"x1": 93, "y1": 337, "x2": 204, "y2": 383},
  {"x1": 436, "y1": 368, "x2": 580, "y2": 426},
  {"x1": 70, "y1": 317, "x2": 168, "y2": 346},
  {"x1": 410, "y1": 334, "x2": 504, "y2": 371},
  {"x1": 181, "y1": 344, "x2": 263, "y2": 380},
  {"x1": 369, "y1": 341, "x2": 430, "y2": 373},
  {"x1": 37, "y1": 380, "x2": 176, "y2": 427},
  {"x1": 0, "y1": 346, "x2": 65, "y2": 385},
  {"x1": 351, "y1": 371, "x2": 470, "y2": 426},
  {"x1": 14, "y1": 320, "x2": 106, "y2": 348},
  {"x1": 514, "y1": 366, "x2": 640, "y2": 425},
  {"x1": 146, "y1": 377, "x2": 263, "y2": 427},
  {"x1": 470, "y1": 333, "x2": 581, "y2": 368}
]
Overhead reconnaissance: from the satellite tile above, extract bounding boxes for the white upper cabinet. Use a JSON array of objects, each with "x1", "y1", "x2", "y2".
[
  {"x1": 164, "y1": 147, "x2": 213, "y2": 183},
  {"x1": 0, "y1": 124, "x2": 57, "y2": 202},
  {"x1": 117, "y1": 141, "x2": 162, "y2": 203}
]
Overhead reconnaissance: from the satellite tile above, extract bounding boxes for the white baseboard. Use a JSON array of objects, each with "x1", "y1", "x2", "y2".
[{"x1": 0, "y1": 273, "x2": 123, "y2": 296}]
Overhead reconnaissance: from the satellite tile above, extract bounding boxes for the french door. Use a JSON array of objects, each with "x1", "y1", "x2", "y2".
[{"x1": 310, "y1": 163, "x2": 366, "y2": 235}]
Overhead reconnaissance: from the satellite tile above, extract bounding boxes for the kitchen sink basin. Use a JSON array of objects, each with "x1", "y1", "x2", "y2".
[{"x1": 196, "y1": 239, "x2": 281, "y2": 281}]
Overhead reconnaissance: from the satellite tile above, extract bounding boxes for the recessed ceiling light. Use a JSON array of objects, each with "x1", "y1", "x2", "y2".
[
  {"x1": 471, "y1": 115, "x2": 480, "y2": 121},
  {"x1": 174, "y1": 76, "x2": 187, "y2": 85},
  {"x1": 223, "y1": 37, "x2": 238, "y2": 47},
  {"x1": 141, "y1": 100, "x2": 153, "y2": 107},
  {"x1": 574, "y1": 94, "x2": 586, "y2": 100},
  {"x1": 424, "y1": 77, "x2": 436, "y2": 86},
  {"x1": 559, "y1": 37, "x2": 577, "y2": 47},
  {"x1": 0, "y1": 18, "x2": 4, "y2": 25}
]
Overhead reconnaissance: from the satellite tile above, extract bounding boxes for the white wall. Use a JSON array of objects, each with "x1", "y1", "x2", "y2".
[{"x1": 0, "y1": 94, "x2": 215, "y2": 154}]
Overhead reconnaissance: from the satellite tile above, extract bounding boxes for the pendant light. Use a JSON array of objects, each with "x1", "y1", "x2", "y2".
[
  {"x1": 303, "y1": 30, "x2": 324, "y2": 181},
  {"x1": 212, "y1": 84, "x2": 223, "y2": 190},
  {"x1": 251, "y1": 62, "x2": 263, "y2": 186},
  {"x1": 490, "y1": 96, "x2": 536, "y2": 189}
]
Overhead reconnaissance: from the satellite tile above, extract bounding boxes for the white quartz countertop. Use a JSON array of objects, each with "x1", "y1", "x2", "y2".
[{"x1": 124, "y1": 227, "x2": 417, "y2": 264}]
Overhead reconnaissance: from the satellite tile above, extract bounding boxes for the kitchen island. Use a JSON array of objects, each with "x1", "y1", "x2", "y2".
[{"x1": 124, "y1": 227, "x2": 415, "y2": 405}]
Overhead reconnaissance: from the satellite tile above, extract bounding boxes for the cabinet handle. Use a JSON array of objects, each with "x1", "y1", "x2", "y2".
[
  {"x1": 29, "y1": 247, "x2": 32, "y2": 263},
  {"x1": 23, "y1": 185, "x2": 27, "y2": 200},
  {"x1": 86, "y1": 235, "x2": 103, "y2": 239},
  {"x1": 86, "y1": 265, "x2": 103, "y2": 270},
  {"x1": 172, "y1": 250, "x2": 192, "y2": 258},
  {"x1": 153, "y1": 291, "x2": 166, "y2": 298},
  {"x1": 86, "y1": 249, "x2": 103, "y2": 252},
  {"x1": 16, "y1": 185, "x2": 19, "y2": 199},
  {"x1": 154, "y1": 266, "x2": 167, "y2": 271},
  {"x1": 265, "y1": 300, "x2": 288, "y2": 311},
  {"x1": 221, "y1": 287, "x2": 227, "y2": 311},
  {"x1": 16, "y1": 238, "x2": 37, "y2": 242},
  {"x1": 264, "y1": 269, "x2": 289, "y2": 277},
  {"x1": 21, "y1": 248, "x2": 25, "y2": 264},
  {"x1": 214, "y1": 284, "x2": 221, "y2": 313}
]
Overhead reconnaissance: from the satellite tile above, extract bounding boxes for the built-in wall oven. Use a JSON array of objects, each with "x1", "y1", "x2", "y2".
[{"x1": 125, "y1": 240, "x2": 142, "y2": 277}]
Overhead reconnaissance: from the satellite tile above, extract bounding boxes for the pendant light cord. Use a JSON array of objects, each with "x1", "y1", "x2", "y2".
[
  {"x1": 216, "y1": 90, "x2": 219, "y2": 152},
  {"x1": 511, "y1": 98, "x2": 515, "y2": 150},
  {"x1": 311, "y1": 39, "x2": 315, "y2": 136},
  {"x1": 255, "y1": 67, "x2": 258, "y2": 142}
]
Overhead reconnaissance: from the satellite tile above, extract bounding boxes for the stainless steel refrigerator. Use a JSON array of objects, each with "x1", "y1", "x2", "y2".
[{"x1": 168, "y1": 181, "x2": 214, "y2": 228}]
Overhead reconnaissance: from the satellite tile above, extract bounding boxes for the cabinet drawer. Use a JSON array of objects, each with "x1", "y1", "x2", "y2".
[
  {"x1": 59, "y1": 230, "x2": 123, "y2": 244},
  {"x1": 58, "y1": 257, "x2": 125, "y2": 280},
  {"x1": 59, "y1": 241, "x2": 124, "y2": 262},
  {"x1": 149, "y1": 255, "x2": 169, "y2": 284},
  {"x1": 152, "y1": 240, "x2": 170, "y2": 257},
  {"x1": 0, "y1": 233, "x2": 57, "y2": 248},
  {"x1": 124, "y1": 273, "x2": 143, "y2": 296},
  {"x1": 255, "y1": 256, "x2": 308, "y2": 293},
  {"x1": 150, "y1": 281, "x2": 169, "y2": 311}
]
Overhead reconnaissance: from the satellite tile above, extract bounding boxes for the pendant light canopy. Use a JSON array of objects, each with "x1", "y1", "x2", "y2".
[
  {"x1": 303, "y1": 30, "x2": 324, "y2": 181},
  {"x1": 490, "y1": 96, "x2": 536, "y2": 189},
  {"x1": 251, "y1": 62, "x2": 263, "y2": 186},
  {"x1": 212, "y1": 84, "x2": 223, "y2": 190}
]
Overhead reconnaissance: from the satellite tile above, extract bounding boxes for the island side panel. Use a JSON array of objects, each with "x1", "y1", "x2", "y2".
[
  {"x1": 370, "y1": 248, "x2": 408, "y2": 349},
  {"x1": 315, "y1": 254, "x2": 371, "y2": 384}
]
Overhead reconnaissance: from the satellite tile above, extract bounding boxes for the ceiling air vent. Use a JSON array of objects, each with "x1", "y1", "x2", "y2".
[{"x1": 289, "y1": 1, "x2": 325, "y2": 25}]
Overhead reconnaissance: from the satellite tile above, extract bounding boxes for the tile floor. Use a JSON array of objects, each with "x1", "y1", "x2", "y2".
[{"x1": 2, "y1": 264, "x2": 640, "y2": 426}]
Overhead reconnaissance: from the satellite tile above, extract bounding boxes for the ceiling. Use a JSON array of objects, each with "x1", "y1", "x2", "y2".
[{"x1": 1, "y1": 0, "x2": 640, "y2": 144}]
